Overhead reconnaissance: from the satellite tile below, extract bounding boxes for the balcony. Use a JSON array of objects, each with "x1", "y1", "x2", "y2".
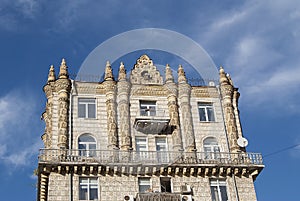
[
  {"x1": 38, "y1": 149, "x2": 263, "y2": 177},
  {"x1": 39, "y1": 149, "x2": 263, "y2": 166},
  {"x1": 134, "y1": 109, "x2": 171, "y2": 134}
]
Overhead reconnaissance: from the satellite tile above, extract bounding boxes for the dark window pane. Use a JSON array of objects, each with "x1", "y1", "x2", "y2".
[
  {"x1": 210, "y1": 186, "x2": 218, "y2": 201},
  {"x1": 90, "y1": 188, "x2": 98, "y2": 200},
  {"x1": 207, "y1": 107, "x2": 215, "y2": 121},
  {"x1": 79, "y1": 187, "x2": 88, "y2": 200},
  {"x1": 220, "y1": 186, "x2": 228, "y2": 201},
  {"x1": 88, "y1": 104, "x2": 96, "y2": 118},
  {"x1": 199, "y1": 108, "x2": 206, "y2": 121},
  {"x1": 78, "y1": 104, "x2": 86, "y2": 118}
]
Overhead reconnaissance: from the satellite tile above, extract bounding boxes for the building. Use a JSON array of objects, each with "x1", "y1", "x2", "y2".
[{"x1": 37, "y1": 55, "x2": 264, "y2": 201}]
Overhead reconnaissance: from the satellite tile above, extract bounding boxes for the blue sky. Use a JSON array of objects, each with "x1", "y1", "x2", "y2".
[{"x1": 0, "y1": 0, "x2": 299, "y2": 200}]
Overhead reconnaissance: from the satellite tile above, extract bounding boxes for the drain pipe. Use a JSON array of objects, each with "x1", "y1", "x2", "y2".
[{"x1": 217, "y1": 85, "x2": 240, "y2": 201}]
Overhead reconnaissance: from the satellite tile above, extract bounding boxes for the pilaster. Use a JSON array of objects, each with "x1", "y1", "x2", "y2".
[
  {"x1": 55, "y1": 59, "x2": 71, "y2": 149},
  {"x1": 104, "y1": 61, "x2": 118, "y2": 149},
  {"x1": 117, "y1": 62, "x2": 132, "y2": 150},
  {"x1": 177, "y1": 65, "x2": 196, "y2": 152},
  {"x1": 219, "y1": 67, "x2": 240, "y2": 152},
  {"x1": 164, "y1": 64, "x2": 183, "y2": 151}
]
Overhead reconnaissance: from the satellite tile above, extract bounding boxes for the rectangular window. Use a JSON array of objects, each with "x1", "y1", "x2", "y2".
[
  {"x1": 160, "y1": 177, "x2": 171, "y2": 192},
  {"x1": 156, "y1": 137, "x2": 168, "y2": 163},
  {"x1": 138, "y1": 178, "x2": 151, "y2": 193},
  {"x1": 136, "y1": 137, "x2": 148, "y2": 160},
  {"x1": 140, "y1": 100, "x2": 156, "y2": 116},
  {"x1": 198, "y1": 103, "x2": 215, "y2": 122},
  {"x1": 79, "y1": 177, "x2": 98, "y2": 200},
  {"x1": 210, "y1": 180, "x2": 228, "y2": 201},
  {"x1": 78, "y1": 98, "x2": 96, "y2": 118}
]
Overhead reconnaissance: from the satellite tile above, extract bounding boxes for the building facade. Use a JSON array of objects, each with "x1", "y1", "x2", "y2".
[{"x1": 37, "y1": 55, "x2": 263, "y2": 201}]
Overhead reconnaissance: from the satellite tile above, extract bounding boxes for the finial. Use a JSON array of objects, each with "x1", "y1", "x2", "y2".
[
  {"x1": 104, "y1": 60, "x2": 114, "y2": 81},
  {"x1": 58, "y1": 58, "x2": 69, "y2": 79},
  {"x1": 219, "y1": 66, "x2": 229, "y2": 84},
  {"x1": 178, "y1": 65, "x2": 187, "y2": 83},
  {"x1": 165, "y1": 64, "x2": 174, "y2": 83},
  {"x1": 118, "y1": 62, "x2": 126, "y2": 81},
  {"x1": 47, "y1": 65, "x2": 56, "y2": 82}
]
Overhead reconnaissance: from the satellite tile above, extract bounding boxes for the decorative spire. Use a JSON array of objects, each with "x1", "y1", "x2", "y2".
[
  {"x1": 118, "y1": 62, "x2": 126, "y2": 81},
  {"x1": 47, "y1": 65, "x2": 56, "y2": 82},
  {"x1": 58, "y1": 58, "x2": 69, "y2": 79},
  {"x1": 165, "y1": 64, "x2": 174, "y2": 83},
  {"x1": 219, "y1": 66, "x2": 229, "y2": 85},
  {"x1": 178, "y1": 65, "x2": 187, "y2": 83},
  {"x1": 104, "y1": 61, "x2": 114, "y2": 81}
]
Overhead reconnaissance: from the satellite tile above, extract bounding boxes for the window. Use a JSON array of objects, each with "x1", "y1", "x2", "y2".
[
  {"x1": 78, "y1": 134, "x2": 96, "y2": 157},
  {"x1": 203, "y1": 137, "x2": 220, "y2": 159},
  {"x1": 210, "y1": 180, "x2": 228, "y2": 201},
  {"x1": 136, "y1": 137, "x2": 148, "y2": 160},
  {"x1": 160, "y1": 177, "x2": 171, "y2": 192},
  {"x1": 140, "y1": 100, "x2": 156, "y2": 116},
  {"x1": 156, "y1": 137, "x2": 168, "y2": 163},
  {"x1": 138, "y1": 178, "x2": 151, "y2": 193},
  {"x1": 78, "y1": 98, "x2": 96, "y2": 118},
  {"x1": 198, "y1": 103, "x2": 215, "y2": 122},
  {"x1": 79, "y1": 177, "x2": 98, "y2": 200}
]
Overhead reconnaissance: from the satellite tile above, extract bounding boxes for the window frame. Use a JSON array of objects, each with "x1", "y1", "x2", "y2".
[
  {"x1": 138, "y1": 177, "x2": 151, "y2": 193},
  {"x1": 155, "y1": 137, "x2": 169, "y2": 163},
  {"x1": 210, "y1": 179, "x2": 228, "y2": 201},
  {"x1": 78, "y1": 134, "x2": 97, "y2": 157},
  {"x1": 139, "y1": 100, "x2": 156, "y2": 116},
  {"x1": 203, "y1": 137, "x2": 220, "y2": 160},
  {"x1": 79, "y1": 177, "x2": 98, "y2": 201},
  {"x1": 78, "y1": 98, "x2": 96, "y2": 119},
  {"x1": 198, "y1": 102, "x2": 215, "y2": 122},
  {"x1": 135, "y1": 137, "x2": 148, "y2": 160}
]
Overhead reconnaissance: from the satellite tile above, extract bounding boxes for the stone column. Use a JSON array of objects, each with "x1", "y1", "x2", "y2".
[
  {"x1": 164, "y1": 64, "x2": 183, "y2": 151},
  {"x1": 177, "y1": 65, "x2": 196, "y2": 152},
  {"x1": 56, "y1": 59, "x2": 71, "y2": 149},
  {"x1": 219, "y1": 67, "x2": 240, "y2": 152},
  {"x1": 42, "y1": 65, "x2": 56, "y2": 148},
  {"x1": 103, "y1": 61, "x2": 118, "y2": 149},
  {"x1": 117, "y1": 62, "x2": 132, "y2": 150}
]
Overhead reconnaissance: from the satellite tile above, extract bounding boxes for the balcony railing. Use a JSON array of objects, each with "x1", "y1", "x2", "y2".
[{"x1": 39, "y1": 149, "x2": 263, "y2": 166}]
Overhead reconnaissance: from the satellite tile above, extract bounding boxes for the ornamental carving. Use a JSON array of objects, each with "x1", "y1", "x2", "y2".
[
  {"x1": 191, "y1": 87, "x2": 219, "y2": 98},
  {"x1": 131, "y1": 85, "x2": 166, "y2": 96},
  {"x1": 55, "y1": 79, "x2": 71, "y2": 92},
  {"x1": 130, "y1": 55, "x2": 163, "y2": 85}
]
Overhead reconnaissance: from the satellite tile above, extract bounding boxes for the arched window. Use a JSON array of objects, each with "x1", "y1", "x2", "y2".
[
  {"x1": 78, "y1": 134, "x2": 96, "y2": 157},
  {"x1": 203, "y1": 137, "x2": 220, "y2": 159}
]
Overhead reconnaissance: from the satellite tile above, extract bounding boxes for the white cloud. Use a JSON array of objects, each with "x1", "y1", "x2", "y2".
[
  {"x1": 200, "y1": 0, "x2": 300, "y2": 114},
  {"x1": 0, "y1": 89, "x2": 43, "y2": 168}
]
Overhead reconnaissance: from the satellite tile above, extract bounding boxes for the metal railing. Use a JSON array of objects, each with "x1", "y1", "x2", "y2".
[{"x1": 39, "y1": 149, "x2": 263, "y2": 166}]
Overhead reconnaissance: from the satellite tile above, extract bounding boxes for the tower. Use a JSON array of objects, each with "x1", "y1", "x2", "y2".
[{"x1": 37, "y1": 55, "x2": 263, "y2": 201}]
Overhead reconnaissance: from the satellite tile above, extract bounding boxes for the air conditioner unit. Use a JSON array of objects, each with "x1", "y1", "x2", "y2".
[
  {"x1": 181, "y1": 185, "x2": 191, "y2": 193},
  {"x1": 124, "y1": 195, "x2": 134, "y2": 201},
  {"x1": 181, "y1": 194, "x2": 192, "y2": 201}
]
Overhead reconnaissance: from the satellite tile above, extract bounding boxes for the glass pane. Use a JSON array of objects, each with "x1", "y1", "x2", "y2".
[
  {"x1": 210, "y1": 186, "x2": 219, "y2": 201},
  {"x1": 88, "y1": 104, "x2": 96, "y2": 118},
  {"x1": 220, "y1": 186, "x2": 228, "y2": 201},
  {"x1": 79, "y1": 187, "x2": 88, "y2": 200},
  {"x1": 207, "y1": 107, "x2": 215, "y2": 121},
  {"x1": 140, "y1": 106, "x2": 148, "y2": 116},
  {"x1": 90, "y1": 188, "x2": 98, "y2": 200},
  {"x1": 204, "y1": 137, "x2": 218, "y2": 145},
  {"x1": 78, "y1": 104, "x2": 86, "y2": 118},
  {"x1": 79, "y1": 135, "x2": 96, "y2": 143},
  {"x1": 199, "y1": 108, "x2": 206, "y2": 121},
  {"x1": 79, "y1": 144, "x2": 86, "y2": 150},
  {"x1": 149, "y1": 106, "x2": 156, "y2": 116}
]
